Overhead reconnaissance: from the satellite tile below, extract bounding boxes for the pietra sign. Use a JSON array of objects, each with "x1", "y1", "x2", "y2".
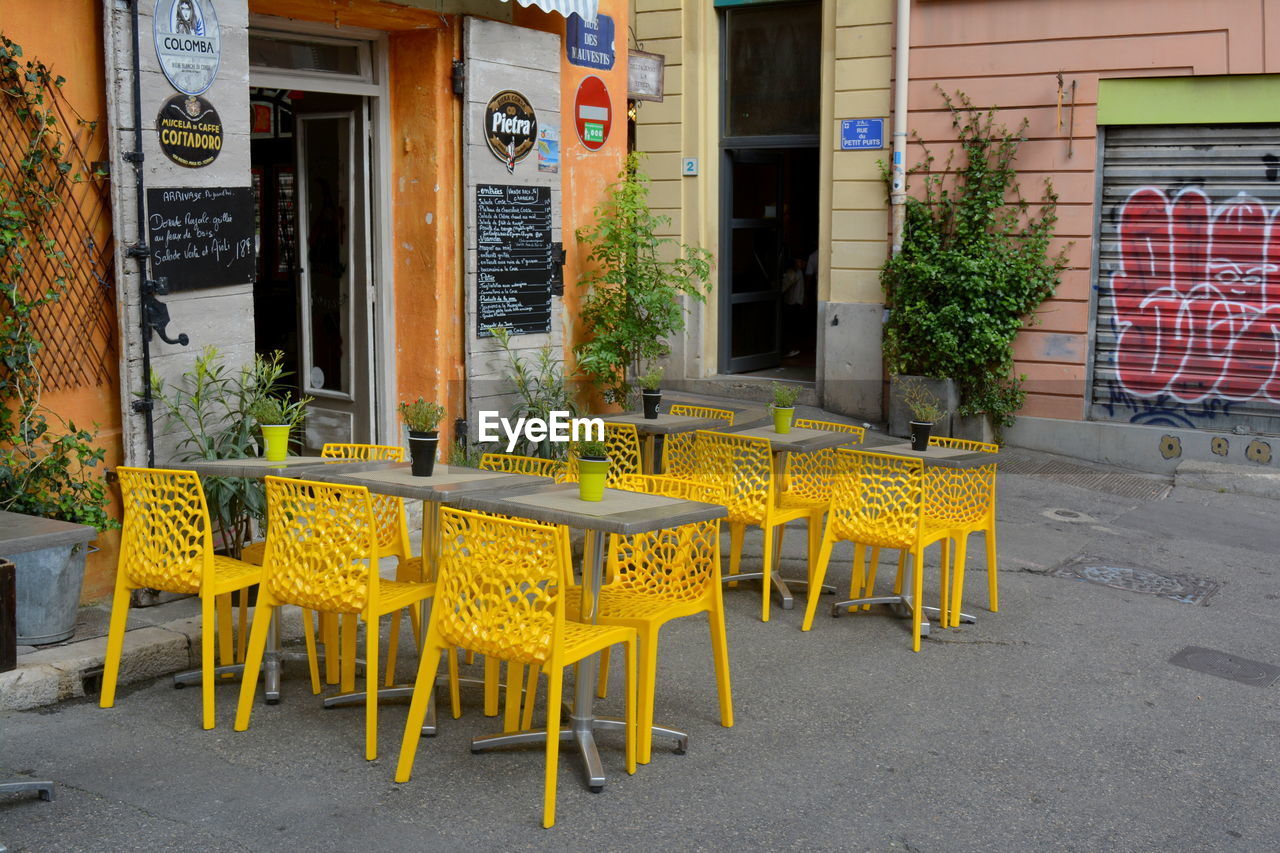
[
  {"x1": 153, "y1": 0, "x2": 221, "y2": 96},
  {"x1": 157, "y1": 94, "x2": 222, "y2": 167},
  {"x1": 573, "y1": 76, "x2": 611, "y2": 151},
  {"x1": 484, "y1": 90, "x2": 538, "y2": 174}
]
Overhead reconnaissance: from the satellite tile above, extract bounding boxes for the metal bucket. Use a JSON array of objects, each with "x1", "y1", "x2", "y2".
[{"x1": 13, "y1": 543, "x2": 89, "y2": 645}]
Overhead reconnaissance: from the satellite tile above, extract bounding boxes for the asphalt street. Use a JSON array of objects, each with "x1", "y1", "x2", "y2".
[{"x1": 2, "y1": 450, "x2": 1278, "y2": 851}]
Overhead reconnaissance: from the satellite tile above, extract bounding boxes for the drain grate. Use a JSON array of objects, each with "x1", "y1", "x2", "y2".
[
  {"x1": 1048, "y1": 554, "x2": 1220, "y2": 604},
  {"x1": 998, "y1": 453, "x2": 1173, "y2": 501},
  {"x1": 1169, "y1": 646, "x2": 1280, "y2": 688}
]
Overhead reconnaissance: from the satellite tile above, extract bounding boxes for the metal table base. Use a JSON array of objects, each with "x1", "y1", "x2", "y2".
[
  {"x1": 723, "y1": 571, "x2": 835, "y2": 610},
  {"x1": 0, "y1": 779, "x2": 53, "y2": 801},
  {"x1": 830, "y1": 594, "x2": 977, "y2": 636}
]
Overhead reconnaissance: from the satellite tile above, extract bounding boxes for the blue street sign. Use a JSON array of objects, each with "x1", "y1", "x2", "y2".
[
  {"x1": 841, "y1": 118, "x2": 885, "y2": 150},
  {"x1": 567, "y1": 13, "x2": 615, "y2": 70}
]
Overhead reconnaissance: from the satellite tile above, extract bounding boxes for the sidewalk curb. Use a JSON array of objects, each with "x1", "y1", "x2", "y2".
[
  {"x1": 1, "y1": 609, "x2": 304, "y2": 713},
  {"x1": 1174, "y1": 459, "x2": 1280, "y2": 500}
]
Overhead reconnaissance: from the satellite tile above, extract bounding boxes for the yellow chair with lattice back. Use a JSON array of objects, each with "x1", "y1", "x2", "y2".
[
  {"x1": 101, "y1": 467, "x2": 262, "y2": 730},
  {"x1": 924, "y1": 436, "x2": 998, "y2": 627},
  {"x1": 696, "y1": 430, "x2": 823, "y2": 622},
  {"x1": 479, "y1": 452, "x2": 567, "y2": 481},
  {"x1": 320, "y1": 443, "x2": 423, "y2": 687},
  {"x1": 565, "y1": 473, "x2": 732, "y2": 763},
  {"x1": 775, "y1": 419, "x2": 866, "y2": 558},
  {"x1": 234, "y1": 477, "x2": 435, "y2": 760},
  {"x1": 800, "y1": 449, "x2": 952, "y2": 651},
  {"x1": 662, "y1": 404, "x2": 734, "y2": 480},
  {"x1": 565, "y1": 421, "x2": 643, "y2": 486},
  {"x1": 395, "y1": 507, "x2": 637, "y2": 828}
]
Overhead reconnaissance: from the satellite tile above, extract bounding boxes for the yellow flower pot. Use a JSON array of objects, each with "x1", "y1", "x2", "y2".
[
  {"x1": 577, "y1": 457, "x2": 608, "y2": 502},
  {"x1": 772, "y1": 407, "x2": 795, "y2": 434},
  {"x1": 260, "y1": 424, "x2": 290, "y2": 461}
]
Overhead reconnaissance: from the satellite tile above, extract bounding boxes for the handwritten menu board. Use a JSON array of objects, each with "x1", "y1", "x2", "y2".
[
  {"x1": 475, "y1": 184, "x2": 553, "y2": 336},
  {"x1": 146, "y1": 187, "x2": 256, "y2": 291}
]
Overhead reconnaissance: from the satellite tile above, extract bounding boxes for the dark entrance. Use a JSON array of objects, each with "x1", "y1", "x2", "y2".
[{"x1": 718, "y1": 0, "x2": 821, "y2": 377}]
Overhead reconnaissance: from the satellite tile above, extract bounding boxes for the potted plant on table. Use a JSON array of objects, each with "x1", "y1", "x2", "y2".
[
  {"x1": 771, "y1": 383, "x2": 800, "y2": 434},
  {"x1": 899, "y1": 377, "x2": 949, "y2": 451},
  {"x1": 248, "y1": 395, "x2": 310, "y2": 462},
  {"x1": 399, "y1": 398, "x2": 446, "y2": 477},
  {"x1": 639, "y1": 366, "x2": 663, "y2": 420},
  {"x1": 574, "y1": 439, "x2": 609, "y2": 502}
]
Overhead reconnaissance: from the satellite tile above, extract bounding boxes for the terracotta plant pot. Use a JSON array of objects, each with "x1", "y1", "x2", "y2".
[
  {"x1": 260, "y1": 424, "x2": 290, "y2": 461},
  {"x1": 910, "y1": 421, "x2": 933, "y2": 452},
  {"x1": 577, "y1": 456, "x2": 608, "y2": 501},
  {"x1": 408, "y1": 431, "x2": 439, "y2": 477},
  {"x1": 772, "y1": 406, "x2": 795, "y2": 434},
  {"x1": 641, "y1": 389, "x2": 662, "y2": 419}
]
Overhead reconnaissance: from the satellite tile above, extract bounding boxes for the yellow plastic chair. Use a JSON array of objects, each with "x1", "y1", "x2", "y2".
[
  {"x1": 662, "y1": 404, "x2": 734, "y2": 480},
  {"x1": 395, "y1": 507, "x2": 637, "y2": 828},
  {"x1": 800, "y1": 450, "x2": 952, "y2": 651},
  {"x1": 565, "y1": 421, "x2": 643, "y2": 486},
  {"x1": 567, "y1": 473, "x2": 733, "y2": 763},
  {"x1": 775, "y1": 419, "x2": 866, "y2": 555},
  {"x1": 696, "y1": 430, "x2": 824, "y2": 622},
  {"x1": 234, "y1": 477, "x2": 434, "y2": 760},
  {"x1": 101, "y1": 467, "x2": 262, "y2": 730},
  {"x1": 479, "y1": 452, "x2": 567, "y2": 481},
  {"x1": 321, "y1": 443, "x2": 421, "y2": 687},
  {"x1": 924, "y1": 436, "x2": 999, "y2": 627}
]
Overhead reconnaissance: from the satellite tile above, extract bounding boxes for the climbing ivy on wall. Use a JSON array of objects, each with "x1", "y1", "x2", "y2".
[{"x1": 881, "y1": 89, "x2": 1069, "y2": 430}]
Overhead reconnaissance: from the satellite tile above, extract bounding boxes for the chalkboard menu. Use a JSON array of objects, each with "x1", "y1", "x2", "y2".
[
  {"x1": 475, "y1": 183, "x2": 553, "y2": 336},
  {"x1": 146, "y1": 186, "x2": 256, "y2": 291}
]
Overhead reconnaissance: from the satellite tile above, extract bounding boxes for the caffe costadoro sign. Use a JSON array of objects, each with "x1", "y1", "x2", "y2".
[
  {"x1": 484, "y1": 90, "x2": 537, "y2": 174},
  {"x1": 157, "y1": 94, "x2": 222, "y2": 167},
  {"x1": 153, "y1": 0, "x2": 220, "y2": 96}
]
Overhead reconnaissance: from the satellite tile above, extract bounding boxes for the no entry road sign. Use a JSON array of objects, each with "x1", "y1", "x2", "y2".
[{"x1": 574, "y1": 75, "x2": 612, "y2": 151}]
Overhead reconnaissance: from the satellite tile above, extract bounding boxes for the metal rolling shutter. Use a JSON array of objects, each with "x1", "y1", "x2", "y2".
[{"x1": 1090, "y1": 125, "x2": 1280, "y2": 433}]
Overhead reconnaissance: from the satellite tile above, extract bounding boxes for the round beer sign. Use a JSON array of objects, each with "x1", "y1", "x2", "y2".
[
  {"x1": 153, "y1": 0, "x2": 221, "y2": 96},
  {"x1": 157, "y1": 94, "x2": 222, "y2": 167},
  {"x1": 484, "y1": 90, "x2": 538, "y2": 173}
]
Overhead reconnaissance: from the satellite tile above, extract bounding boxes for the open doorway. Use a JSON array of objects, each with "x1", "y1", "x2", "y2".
[{"x1": 250, "y1": 87, "x2": 374, "y2": 447}]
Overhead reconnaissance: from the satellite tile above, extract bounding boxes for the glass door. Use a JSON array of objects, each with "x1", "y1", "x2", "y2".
[{"x1": 295, "y1": 108, "x2": 372, "y2": 446}]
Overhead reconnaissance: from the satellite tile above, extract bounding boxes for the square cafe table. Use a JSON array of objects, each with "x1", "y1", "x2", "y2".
[
  {"x1": 601, "y1": 412, "x2": 729, "y2": 474},
  {"x1": 721, "y1": 423, "x2": 860, "y2": 611},
  {"x1": 836, "y1": 434, "x2": 1002, "y2": 632},
  {"x1": 449, "y1": 481, "x2": 727, "y2": 793}
]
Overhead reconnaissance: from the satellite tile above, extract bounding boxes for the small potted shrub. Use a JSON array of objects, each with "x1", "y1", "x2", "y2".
[
  {"x1": 399, "y1": 397, "x2": 446, "y2": 476},
  {"x1": 639, "y1": 365, "x2": 663, "y2": 419},
  {"x1": 248, "y1": 395, "x2": 310, "y2": 461},
  {"x1": 575, "y1": 438, "x2": 609, "y2": 501},
  {"x1": 900, "y1": 378, "x2": 948, "y2": 451},
  {"x1": 771, "y1": 382, "x2": 800, "y2": 434}
]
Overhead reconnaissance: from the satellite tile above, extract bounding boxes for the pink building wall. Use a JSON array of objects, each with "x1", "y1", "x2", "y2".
[{"x1": 905, "y1": 0, "x2": 1280, "y2": 421}]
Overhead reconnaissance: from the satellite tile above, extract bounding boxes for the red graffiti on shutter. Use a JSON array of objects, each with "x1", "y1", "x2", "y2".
[{"x1": 1112, "y1": 187, "x2": 1280, "y2": 405}]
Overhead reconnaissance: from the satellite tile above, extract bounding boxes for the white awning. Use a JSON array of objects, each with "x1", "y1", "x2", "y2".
[{"x1": 500, "y1": 0, "x2": 598, "y2": 23}]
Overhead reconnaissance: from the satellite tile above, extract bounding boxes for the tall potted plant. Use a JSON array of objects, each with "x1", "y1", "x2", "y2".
[
  {"x1": 576, "y1": 153, "x2": 713, "y2": 407},
  {"x1": 898, "y1": 377, "x2": 948, "y2": 451},
  {"x1": 248, "y1": 395, "x2": 310, "y2": 461},
  {"x1": 771, "y1": 383, "x2": 800, "y2": 434},
  {"x1": 399, "y1": 398, "x2": 446, "y2": 476},
  {"x1": 575, "y1": 439, "x2": 609, "y2": 502},
  {"x1": 639, "y1": 365, "x2": 663, "y2": 419}
]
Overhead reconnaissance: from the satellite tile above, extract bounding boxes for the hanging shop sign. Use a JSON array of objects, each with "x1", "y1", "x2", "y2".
[
  {"x1": 153, "y1": 0, "x2": 221, "y2": 96},
  {"x1": 484, "y1": 90, "x2": 538, "y2": 173},
  {"x1": 566, "y1": 13, "x2": 614, "y2": 70},
  {"x1": 157, "y1": 94, "x2": 222, "y2": 167},
  {"x1": 146, "y1": 187, "x2": 256, "y2": 291},
  {"x1": 627, "y1": 50, "x2": 665, "y2": 102},
  {"x1": 574, "y1": 76, "x2": 611, "y2": 151}
]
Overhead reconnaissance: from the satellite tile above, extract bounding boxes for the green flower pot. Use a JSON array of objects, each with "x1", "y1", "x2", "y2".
[
  {"x1": 772, "y1": 407, "x2": 795, "y2": 434},
  {"x1": 577, "y1": 457, "x2": 608, "y2": 502},
  {"x1": 260, "y1": 424, "x2": 290, "y2": 461}
]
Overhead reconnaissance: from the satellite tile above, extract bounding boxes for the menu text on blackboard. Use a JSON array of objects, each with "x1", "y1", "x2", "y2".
[
  {"x1": 476, "y1": 184, "x2": 553, "y2": 336},
  {"x1": 146, "y1": 186, "x2": 256, "y2": 290}
]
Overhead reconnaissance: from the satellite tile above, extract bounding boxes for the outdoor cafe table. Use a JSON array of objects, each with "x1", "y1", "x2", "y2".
[
  {"x1": 600, "y1": 411, "x2": 728, "y2": 474},
  {"x1": 722, "y1": 423, "x2": 858, "y2": 611},
  {"x1": 450, "y1": 481, "x2": 728, "y2": 793},
  {"x1": 841, "y1": 434, "x2": 1003, "y2": 632},
  {"x1": 167, "y1": 457, "x2": 552, "y2": 718}
]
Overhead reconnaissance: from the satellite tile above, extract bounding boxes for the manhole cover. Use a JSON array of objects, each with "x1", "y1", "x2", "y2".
[
  {"x1": 1048, "y1": 554, "x2": 1220, "y2": 604},
  {"x1": 1042, "y1": 508, "x2": 1097, "y2": 523},
  {"x1": 1169, "y1": 646, "x2": 1280, "y2": 687}
]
